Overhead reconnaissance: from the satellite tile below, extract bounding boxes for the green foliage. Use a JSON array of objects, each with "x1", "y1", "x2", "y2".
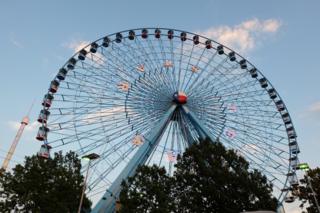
[
  {"x1": 298, "y1": 167, "x2": 320, "y2": 213},
  {"x1": 119, "y1": 139, "x2": 278, "y2": 213},
  {"x1": 0, "y1": 151, "x2": 91, "y2": 213},
  {"x1": 119, "y1": 165, "x2": 174, "y2": 213}
]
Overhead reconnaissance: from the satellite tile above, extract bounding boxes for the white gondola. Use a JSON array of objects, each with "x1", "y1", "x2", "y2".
[
  {"x1": 259, "y1": 78, "x2": 268, "y2": 88},
  {"x1": 180, "y1": 32, "x2": 187, "y2": 41},
  {"x1": 217, "y1": 45, "x2": 224, "y2": 55},
  {"x1": 102, "y1": 36, "x2": 110, "y2": 47},
  {"x1": 90, "y1": 42, "x2": 98, "y2": 53},
  {"x1": 167, "y1": 30, "x2": 174, "y2": 39},
  {"x1": 249, "y1": 67, "x2": 258, "y2": 78},
  {"x1": 67, "y1": 58, "x2": 76, "y2": 70},
  {"x1": 115, "y1": 33, "x2": 123, "y2": 43},
  {"x1": 37, "y1": 109, "x2": 50, "y2": 123},
  {"x1": 268, "y1": 88, "x2": 277, "y2": 99},
  {"x1": 141, "y1": 29, "x2": 148, "y2": 39},
  {"x1": 49, "y1": 80, "x2": 59, "y2": 93},
  {"x1": 155, "y1": 29, "x2": 161, "y2": 38},
  {"x1": 239, "y1": 59, "x2": 247, "y2": 69},
  {"x1": 42, "y1": 94, "x2": 54, "y2": 107},
  {"x1": 205, "y1": 40, "x2": 212, "y2": 49},
  {"x1": 289, "y1": 141, "x2": 300, "y2": 154},
  {"x1": 78, "y1": 49, "x2": 87, "y2": 60},
  {"x1": 228, "y1": 51, "x2": 236, "y2": 61},
  {"x1": 276, "y1": 100, "x2": 285, "y2": 111},
  {"x1": 36, "y1": 126, "x2": 49, "y2": 141},
  {"x1": 128, "y1": 30, "x2": 135, "y2": 40},
  {"x1": 38, "y1": 144, "x2": 52, "y2": 159},
  {"x1": 193, "y1": 35, "x2": 199, "y2": 45},
  {"x1": 57, "y1": 68, "x2": 68, "y2": 80}
]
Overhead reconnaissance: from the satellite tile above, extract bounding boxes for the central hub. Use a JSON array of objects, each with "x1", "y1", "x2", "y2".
[{"x1": 173, "y1": 91, "x2": 187, "y2": 104}]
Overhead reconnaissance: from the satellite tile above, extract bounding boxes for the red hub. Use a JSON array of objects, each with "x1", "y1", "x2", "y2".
[{"x1": 173, "y1": 91, "x2": 187, "y2": 104}]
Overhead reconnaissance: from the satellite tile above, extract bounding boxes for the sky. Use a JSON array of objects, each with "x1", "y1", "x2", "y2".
[{"x1": 0, "y1": 0, "x2": 319, "y2": 212}]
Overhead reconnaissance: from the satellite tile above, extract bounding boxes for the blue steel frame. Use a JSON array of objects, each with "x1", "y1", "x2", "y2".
[{"x1": 92, "y1": 104, "x2": 215, "y2": 212}]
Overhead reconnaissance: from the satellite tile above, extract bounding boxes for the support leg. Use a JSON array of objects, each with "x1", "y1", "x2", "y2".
[
  {"x1": 181, "y1": 105, "x2": 216, "y2": 142},
  {"x1": 92, "y1": 104, "x2": 177, "y2": 213}
]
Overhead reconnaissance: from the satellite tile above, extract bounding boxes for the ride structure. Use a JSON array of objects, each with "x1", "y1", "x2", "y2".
[
  {"x1": 1, "y1": 105, "x2": 32, "y2": 171},
  {"x1": 36, "y1": 28, "x2": 301, "y2": 212}
]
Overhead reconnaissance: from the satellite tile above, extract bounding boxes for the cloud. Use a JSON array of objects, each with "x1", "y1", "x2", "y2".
[
  {"x1": 83, "y1": 107, "x2": 126, "y2": 124},
  {"x1": 307, "y1": 101, "x2": 320, "y2": 113},
  {"x1": 300, "y1": 101, "x2": 320, "y2": 120},
  {"x1": 197, "y1": 18, "x2": 282, "y2": 53},
  {"x1": 8, "y1": 120, "x2": 39, "y2": 133},
  {"x1": 65, "y1": 40, "x2": 90, "y2": 53},
  {"x1": 9, "y1": 34, "x2": 23, "y2": 48},
  {"x1": 63, "y1": 39, "x2": 105, "y2": 65}
]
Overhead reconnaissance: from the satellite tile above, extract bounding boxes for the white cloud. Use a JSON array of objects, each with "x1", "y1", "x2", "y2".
[
  {"x1": 300, "y1": 101, "x2": 320, "y2": 121},
  {"x1": 8, "y1": 120, "x2": 39, "y2": 133},
  {"x1": 83, "y1": 107, "x2": 126, "y2": 124},
  {"x1": 65, "y1": 40, "x2": 90, "y2": 53},
  {"x1": 9, "y1": 34, "x2": 23, "y2": 48},
  {"x1": 197, "y1": 18, "x2": 282, "y2": 53},
  {"x1": 307, "y1": 101, "x2": 320, "y2": 113},
  {"x1": 63, "y1": 39, "x2": 105, "y2": 65}
]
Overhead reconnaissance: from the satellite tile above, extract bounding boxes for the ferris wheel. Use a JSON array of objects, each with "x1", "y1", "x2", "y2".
[{"x1": 36, "y1": 28, "x2": 300, "y2": 212}]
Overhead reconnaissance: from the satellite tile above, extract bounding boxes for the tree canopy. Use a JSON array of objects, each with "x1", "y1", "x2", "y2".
[
  {"x1": 298, "y1": 167, "x2": 320, "y2": 213},
  {"x1": 0, "y1": 151, "x2": 91, "y2": 213},
  {"x1": 119, "y1": 139, "x2": 278, "y2": 213}
]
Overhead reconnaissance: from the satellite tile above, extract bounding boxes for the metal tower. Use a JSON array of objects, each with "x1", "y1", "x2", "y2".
[{"x1": 1, "y1": 115, "x2": 30, "y2": 171}]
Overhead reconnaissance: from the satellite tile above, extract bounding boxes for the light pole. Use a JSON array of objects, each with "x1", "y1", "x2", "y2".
[{"x1": 77, "y1": 153, "x2": 100, "y2": 213}]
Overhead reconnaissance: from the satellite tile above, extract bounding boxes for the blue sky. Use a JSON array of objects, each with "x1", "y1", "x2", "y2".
[{"x1": 0, "y1": 0, "x2": 319, "y2": 211}]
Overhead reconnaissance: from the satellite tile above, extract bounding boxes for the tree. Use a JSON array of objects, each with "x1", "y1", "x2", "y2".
[
  {"x1": 298, "y1": 167, "x2": 320, "y2": 213},
  {"x1": 173, "y1": 139, "x2": 277, "y2": 212},
  {"x1": 0, "y1": 151, "x2": 91, "y2": 213},
  {"x1": 119, "y1": 165, "x2": 174, "y2": 213},
  {"x1": 119, "y1": 139, "x2": 278, "y2": 212}
]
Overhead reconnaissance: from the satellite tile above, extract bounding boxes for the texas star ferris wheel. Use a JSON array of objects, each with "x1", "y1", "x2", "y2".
[{"x1": 36, "y1": 28, "x2": 300, "y2": 212}]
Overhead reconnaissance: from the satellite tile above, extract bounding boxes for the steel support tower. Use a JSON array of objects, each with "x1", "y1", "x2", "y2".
[{"x1": 1, "y1": 116, "x2": 29, "y2": 171}]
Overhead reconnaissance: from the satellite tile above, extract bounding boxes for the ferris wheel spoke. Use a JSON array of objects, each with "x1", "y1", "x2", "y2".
[
  {"x1": 222, "y1": 122, "x2": 287, "y2": 154},
  {"x1": 66, "y1": 70, "x2": 126, "y2": 95},
  {"x1": 186, "y1": 55, "x2": 236, "y2": 97},
  {"x1": 127, "y1": 40, "x2": 177, "y2": 93},
  {"x1": 180, "y1": 45, "x2": 196, "y2": 92},
  {"x1": 133, "y1": 38, "x2": 160, "y2": 71},
  {"x1": 221, "y1": 136, "x2": 288, "y2": 180},
  {"x1": 185, "y1": 54, "x2": 222, "y2": 94},
  {"x1": 145, "y1": 40, "x2": 177, "y2": 93},
  {"x1": 225, "y1": 113, "x2": 284, "y2": 131},
  {"x1": 158, "y1": 39, "x2": 179, "y2": 91},
  {"x1": 182, "y1": 46, "x2": 208, "y2": 92},
  {"x1": 223, "y1": 119, "x2": 286, "y2": 144},
  {"x1": 169, "y1": 39, "x2": 179, "y2": 92},
  {"x1": 48, "y1": 118, "x2": 132, "y2": 148},
  {"x1": 216, "y1": 77, "x2": 257, "y2": 93}
]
